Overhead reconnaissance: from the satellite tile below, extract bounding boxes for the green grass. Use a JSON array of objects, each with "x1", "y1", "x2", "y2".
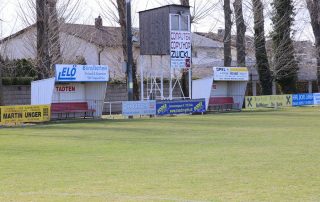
[{"x1": 1, "y1": 107, "x2": 320, "y2": 201}]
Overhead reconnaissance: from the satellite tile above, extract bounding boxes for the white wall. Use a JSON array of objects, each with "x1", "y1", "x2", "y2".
[
  {"x1": 0, "y1": 28, "x2": 36, "y2": 59},
  {"x1": 52, "y1": 83, "x2": 86, "y2": 103},
  {"x1": 31, "y1": 78, "x2": 55, "y2": 105},
  {"x1": 192, "y1": 77, "x2": 213, "y2": 109},
  {"x1": 211, "y1": 81, "x2": 228, "y2": 97}
]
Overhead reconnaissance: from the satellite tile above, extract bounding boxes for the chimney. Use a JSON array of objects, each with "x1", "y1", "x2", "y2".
[
  {"x1": 95, "y1": 16, "x2": 103, "y2": 29},
  {"x1": 218, "y1": 29, "x2": 225, "y2": 37}
]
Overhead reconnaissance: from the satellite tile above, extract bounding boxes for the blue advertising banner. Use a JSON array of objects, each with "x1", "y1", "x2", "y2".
[
  {"x1": 156, "y1": 99, "x2": 206, "y2": 115},
  {"x1": 292, "y1": 93, "x2": 314, "y2": 106},
  {"x1": 55, "y1": 64, "x2": 109, "y2": 82},
  {"x1": 122, "y1": 100, "x2": 156, "y2": 116},
  {"x1": 314, "y1": 93, "x2": 320, "y2": 105}
]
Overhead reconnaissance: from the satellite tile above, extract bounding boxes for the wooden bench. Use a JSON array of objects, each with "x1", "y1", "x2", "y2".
[
  {"x1": 208, "y1": 97, "x2": 239, "y2": 112},
  {"x1": 51, "y1": 102, "x2": 95, "y2": 119}
]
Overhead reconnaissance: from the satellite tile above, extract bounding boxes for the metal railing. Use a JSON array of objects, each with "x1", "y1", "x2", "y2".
[{"x1": 103, "y1": 101, "x2": 123, "y2": 118}]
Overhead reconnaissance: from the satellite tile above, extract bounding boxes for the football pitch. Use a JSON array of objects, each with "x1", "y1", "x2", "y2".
[{"x1": 0, "y1": 107, "x2": 320, "y2": 201}]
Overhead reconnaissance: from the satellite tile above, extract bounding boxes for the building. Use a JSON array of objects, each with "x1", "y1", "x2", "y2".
[{"x1": 1, "y1": 16, "x2": 317, "y2": 94}]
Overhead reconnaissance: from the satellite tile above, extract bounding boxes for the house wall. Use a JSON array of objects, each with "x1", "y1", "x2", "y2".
[{"x1": 0, "y1": 28, "x2": 36, "y2": 59}]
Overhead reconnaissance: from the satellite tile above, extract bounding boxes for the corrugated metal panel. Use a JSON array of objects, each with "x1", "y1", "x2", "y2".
[
  {"x1": 31, "y1": 78, "x2": 55, "y2": 105},
  {"x1": 85, "y1": 83, "x2": 107, "y2": 117}
]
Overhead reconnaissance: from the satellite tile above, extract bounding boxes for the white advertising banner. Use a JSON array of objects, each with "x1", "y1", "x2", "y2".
[
  {"x1": 313, "y1": 93, "x2": 320, "y2": 105},
  {"x1": 170, "y1": 31, "x2": 191, "y2": 69},
  {"x1": 213, "y1": 67, "x2": 249, "y2": 81},
  {"x1": 55, "y1": 64, "x2": 109, "y2": 82},
  {"x1": 122, "y1": 100, "x2": 156, "y2": 116}
]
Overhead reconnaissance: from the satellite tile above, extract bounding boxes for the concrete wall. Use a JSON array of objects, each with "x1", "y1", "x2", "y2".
[{"x1": 1, "y1": 85, "x2": 31, "y2": 105}]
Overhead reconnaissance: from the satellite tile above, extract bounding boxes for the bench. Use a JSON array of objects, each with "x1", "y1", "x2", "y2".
[
  {"x1": 208, "y1": 97, "x2": 239, "y2": 112},
  {"x1": 51, "y1": 102, "x2": 95, "y2": 119}
]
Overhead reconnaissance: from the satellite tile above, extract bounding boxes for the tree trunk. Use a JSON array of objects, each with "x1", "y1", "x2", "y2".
[
  {"x1": 180, "y1": 0, "x2": 190, "y2": 98},
  {"x1": 233, "y1": 0, "x2": 246, "y2": 66},
  {"x1": 47, "y1": 0, "x2": 62, "y2": 74},
  {"x1": 0, "y1": 56, "x2": 3, "y2": 106},
  {"x1": 224, "y1": 0, "x2": 232, "y2": 66},
  {"x1": 306, "y1": 0, "x2": 320, "y2": 92},
  {"x1": 36, "y1": 0, "x2": 50, "y2": 79},
  {"x1": 116, "y1": 0, "x2": 127, "y2": 62},
  {"x1": 116, "y1": 0, "x2": 139, "y2": 100},
  {"x1": 252, "y1": 0, "x2": 273, "y2": 95}
]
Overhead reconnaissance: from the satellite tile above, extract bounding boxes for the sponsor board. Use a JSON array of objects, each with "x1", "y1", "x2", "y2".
[
  {"x1": 245, "y1": 95, "x2": 292, "y2": 109},
  {"x1": 55, "y1": 64, "x2": 109, "y2": 82},
  {"x1": 292, "y1": 93, "x2": 314, "y2": 106},
  {"x1": 122, "y1": 101, "x2": 156, "y2": 116},
  {"x1": 0, "y1": 105, "x2": 51, "y2": 125},
  {"x1": 170, "y1": 31, "x2": 191, "y2": 69},
  {"x1": 156, "y1": 99, "x2": 206, "y2": 115},
  {"x1": 314, "y1": 93, "x2": 320, "y2": 105},
  {"x1": 213, "y1": 67, "x2": 249, "y2": 81}
]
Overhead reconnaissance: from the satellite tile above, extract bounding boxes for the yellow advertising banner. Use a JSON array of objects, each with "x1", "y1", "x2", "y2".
[
  {"x1": 0, "y1": 105, "x2": 51, "y2": 125},
  {"x1": 245, "y1": 95, "x2": 293, "y2": 109}
]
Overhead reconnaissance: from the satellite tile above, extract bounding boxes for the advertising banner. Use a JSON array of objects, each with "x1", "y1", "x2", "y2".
[
  {"x1": 0, "y1": 105, "x2": 51, "y2": 125},
  {"x1": 156, "y1": 99, "x2": 206, "y2": 115},
  {"x1": 314, "y1": 93, "x2": 320, "y2": 105},
  {"x1": 122, "y1": 101, "x2": 156, "y2": 116},
  {"x1": 55, "y1": 64, "x2": 109, "y2": 82},
  {"x1": 245, "y1": 95, "x2": 292, "y2": 109},
  {"x1": 213, "y1": 67, "x2": 249, "y2": 81},
  {"x1": 292, "y1": 93, "x2": 314, "y2": 106},
  {"x1": 170, "y1": 31, "x2": 191, "y2": 69}
]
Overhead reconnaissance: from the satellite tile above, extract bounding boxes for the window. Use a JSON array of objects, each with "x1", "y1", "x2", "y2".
[
  {"x1": 170, "y1": 15, "x2": 179, "y2": 31},
  {"x1": 170, "y1": 14, "x2": 190, "y2": 31}
]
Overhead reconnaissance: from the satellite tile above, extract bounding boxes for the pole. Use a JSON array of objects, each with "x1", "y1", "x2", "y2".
[{"x1": 126, "y1": 0, "x2": 133, "y2": 101}]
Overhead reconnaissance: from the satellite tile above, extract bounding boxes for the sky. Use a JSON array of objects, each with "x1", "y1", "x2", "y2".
[{"x1": 0, "y1": 0, "x2": 315, "y2": 42}]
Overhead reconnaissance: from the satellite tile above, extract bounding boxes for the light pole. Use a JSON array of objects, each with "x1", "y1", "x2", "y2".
[{"x1": 126, "y1": 0, "x2": 133, "y2": 101}]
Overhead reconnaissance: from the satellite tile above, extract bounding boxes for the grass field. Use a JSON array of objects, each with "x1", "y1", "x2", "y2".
[{"x1": 0, "y1": 107, "x2": 320, "y2": 201}]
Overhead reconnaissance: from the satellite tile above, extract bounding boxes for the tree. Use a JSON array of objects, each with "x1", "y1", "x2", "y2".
[
  {"x1": 116, "y1": 0, "x2": 139, "y2": 100},
  {"x1": 224, "y1": 0, "x2": 232, "y2": 66},
  {"x1": 0, "y1": 55, "x2": 3, "y2": 105},
  {"x1": 36, "y1": 0, "x2": 50, "y2": 79},
  {"x1": 47, "y1": 0, "x2": 62, "y2": 67},
  {"x1": 233, "y1": 0, "x2": 246, "y2": 66},
  {"x1": 252, "y1": 0, "x2": 273, "y2": 95},
  {"x1": 271, "y1": 0, "x2": 298, "y2": 93},
  {"x1": 179, "y1": 0, "x2": 190, "y2": 98},
  {"x1": 306, "y1": 0, "x2": 320, "y2": 91}
]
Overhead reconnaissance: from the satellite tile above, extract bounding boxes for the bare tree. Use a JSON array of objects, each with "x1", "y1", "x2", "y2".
[
  {"x1": 0, "y1": 55, "x2": 3, "y2": 105},
  {"x1": 224, "y1": 0, "x2": 232, "y2": 66},
  {"x1": 179, "y1": 0, "x2": 190, "y2": 98},
  {"x1": 36, "y1": 0, "x2": 50, "y2": 79},
  {"x1": 252, "y1": 0, "x2": 273, "y2": 95},
  {"x1": 116, "y1": 0, "x2": 139, "y2": 100},
  {"x1": 234, "y1": 0, "x2": 246, "y2": 66},
  {"x1": 47, "y1": 0, "x2": 62, "y2": 67},
  {"x1": 306, "y1": 0, "x2": 320, "y2": 91}
]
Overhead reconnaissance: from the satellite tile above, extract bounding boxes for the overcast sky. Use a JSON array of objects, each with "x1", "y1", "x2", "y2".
[{"x1": 0, "y1": 0, "x2": 315, "y2": 42}]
